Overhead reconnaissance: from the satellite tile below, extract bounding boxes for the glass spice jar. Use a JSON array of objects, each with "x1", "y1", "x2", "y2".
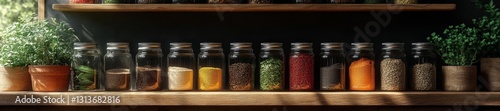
[
  {"x1": 259, "y1": 43, "x2": 285, "y2": 91},
  {"x1": 331, "y1": 0, "x2": 355, "y2": 3},
  {"x1": 348, "y1": 43, "x2": 375, "y2": 91},
  {"x1": 380, "y1": 43, "x2": 406, "y2": 91},
  {"x1": 289, "y1": 43, "x2": 314, "y2": 91},
  {"x1": 228, "y1": 43, "x2": 255, "y2": 91},
  {"x1": 104, "y1": 42, "x2": 133, "y2": 91},
  {"x1": 411, "y1": 43, "x2": 436, "y2": 91},
  {"x1": 70, "y1": 0, "x2": 95, "y2": 4},
  {"x1": 136, "y1": 0, "x2": 163, "y2": 3},
  {"x1": 135, "y1": 43, "x2": 162, "y2": 91},
  {"x1": 319, "y1": 43, "x2": 346, "y2": 91},
  {"x1": 167, "y1": 43, "x2": 195, "y2": 91},
  {"x1": 71, "y1": 43, "x2": 101, "y2": 91},
  {"x1": 198, "y1": 43, "x2": 225, "y2": 91}
]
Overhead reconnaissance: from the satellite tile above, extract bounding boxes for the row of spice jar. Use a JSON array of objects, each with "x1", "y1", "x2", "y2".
[
  {"x1": 69, "y1": 0, "x2": 418, "y2": 4},
  {"x1": 72, "y1": 42, "x2": 436, "y2": 91}
]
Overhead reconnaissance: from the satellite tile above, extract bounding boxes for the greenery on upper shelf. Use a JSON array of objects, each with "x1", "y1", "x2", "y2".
[
  {"x1": 0, "y1": 0, "x2": 37, "y2": 31},
  {"x1": 0, "y1": 14, "x2": 78, "y2": 67},
  {"x1": 428, "y1": 0, "x2": 499, "y2": 66}
]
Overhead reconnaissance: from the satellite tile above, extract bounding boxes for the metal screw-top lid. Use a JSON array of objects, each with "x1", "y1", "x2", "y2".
[
  {"x1": 382, "y1": 43, "x2": 404, "y2": 50},
  {"x1": 351, "y1": 43, "x2": 373, "y2": 50},
  {"x1": 170, "y1": 42, "x2": 192, "y2": 50},
  {"x1": 230, "y1": 42, "x2": 252, "y2": 50},
  {"x1": 412, "y1": 42, "x2": 434, "y2": 50},
  {"x1": 106, "y1": 42, "x2": 129, "y2": 50},
  {"x1": 74, "y1": 42, "x2": 97, "y2": 50},
  {"x1": 321, "y1": 43, "x2": 343, "y2": 50},
  {"x1": 261, "y1": 43, "x2": 283, "y2": 50},
  {"x1": 200, "y1": 42, "x2": 222, "y2": 50},
  {"x1": 138, "y1": 42, "x2": 161, "y2": 50},
  {"x1": 291, "y1": 43, "x2": 313, "y2": 50}
]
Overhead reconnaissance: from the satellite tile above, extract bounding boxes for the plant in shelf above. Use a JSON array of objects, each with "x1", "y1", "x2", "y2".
[
  {"x1": 472, "y1": 0, "x2": 500, "y2": 91},
  {"x1": 2, "y1": 14, "x2": 79, "y2": 92}
]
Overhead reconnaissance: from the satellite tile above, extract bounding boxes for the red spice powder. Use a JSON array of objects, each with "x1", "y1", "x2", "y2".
[{"x1": 289, "y1": 54, "x2": 314, "y2": 90}]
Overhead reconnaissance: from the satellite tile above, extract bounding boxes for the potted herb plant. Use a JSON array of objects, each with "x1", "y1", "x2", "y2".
[
  {"x1": 473, "y1": 0, "x2": 500, "y2": 91},
  {"x1": 428, "y1": 24, "x2": 482, "y2": 91},
  {"x1": 9, "y1": 15, "x2": 78, "y2": 92},
  {"x1": 0, "y1": 16, "x2": 34, "y2": 91}
]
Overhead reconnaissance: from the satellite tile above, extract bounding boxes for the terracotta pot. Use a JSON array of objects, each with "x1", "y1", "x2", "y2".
[
  {"x1": 481, "y1": 58, "x2": 500, "y2": 91},
  {"x1": 28, "y1": 65, "x2": 70, "y2": 92},
  {"x1": 442, "y1": 66, "x2": 477, "y2": 91},
  {"x1": 0, "y1": 66, "x2": 32, "y2": 91}
]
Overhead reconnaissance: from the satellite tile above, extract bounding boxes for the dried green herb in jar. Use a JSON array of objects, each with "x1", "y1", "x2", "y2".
[{"x1": 259, "y1": 58, "x2": 283, "y2": 90}]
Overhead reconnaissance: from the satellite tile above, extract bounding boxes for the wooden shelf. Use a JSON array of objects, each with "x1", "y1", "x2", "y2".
[
  {"x1": 52, "y1": 4, "x2": 456, "y2": 12},
  {"x1": 1, "y1": 92, "x2": 499, "y2": 106}
]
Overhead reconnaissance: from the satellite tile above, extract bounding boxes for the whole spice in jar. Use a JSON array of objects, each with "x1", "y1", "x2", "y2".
[
  {"x1": 105, "y1": 68, "x2": 130, "y2": 91},
  {"x1": 349, "y1": 58, "x2": 375, "y2": 90},
  {"x1": 380, "y1": 58, "x2": 406, "y2": 90},
  {"x1": 70, "y1": 0, "x2": 94, "y2": 3},
  {"x1": 260, "y1": 58, "x2": 283, "y2": 90},
  {"x1": 229, "y1": 63, "x2": 253, "y2": 90},
  {"x1": 73, "y1": 65, "x2": 96, "y2": 90},
  {"x1": 289, "y1": 54, "x2": 314, "y2": 90},
  {"x1": 395, "y1": 0, "x2": 416, "y2": 4},
  {"x1": 198, "y1": 67, "x2": 223, "y2": 90},
  {"x1": 249, "y1": 0, "x2": 271, "y2": 3},
  {"x1": 412, "y1": 63, "x2": 436, "y2": 90},
  {"x1": 320, "y1": 63, "x2": 344, "y2": 90},
  {"x1": 136, "y1": 67, "x2": 161, "y2": 91},
  {"x1": 168, "y1": 66, "x2": 194, "y2": 90}
]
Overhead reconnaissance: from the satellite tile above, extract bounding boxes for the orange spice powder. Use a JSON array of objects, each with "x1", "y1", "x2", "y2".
[{"x1": 349, "y1": 58, "x2": 375, "y2": 90}]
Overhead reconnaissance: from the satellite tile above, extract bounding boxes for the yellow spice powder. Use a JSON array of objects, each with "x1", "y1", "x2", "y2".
[{"x1": 198, "y1": 67, "x2": 222, "y2": 90}]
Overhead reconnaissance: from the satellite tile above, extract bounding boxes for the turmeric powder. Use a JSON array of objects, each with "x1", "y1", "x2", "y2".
[
  {"x1": 349, "y1": 58, "x2": 375, "y2": 90},
  {"x1": 198, "y1": 67, "x2": 222, "y2": 90}
]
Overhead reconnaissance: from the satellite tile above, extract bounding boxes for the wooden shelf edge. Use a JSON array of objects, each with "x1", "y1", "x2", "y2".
[
  {"x1": 0, "y1": 91, "x2": 498, "y2": 106},
  {"x1": 52, "y1": 4, "x2": 456, "y2": 12}
]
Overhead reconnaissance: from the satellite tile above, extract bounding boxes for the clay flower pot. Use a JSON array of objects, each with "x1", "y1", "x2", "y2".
[
  {"x1": 28, "y1": 65, "x2": 71, "y2": 92},
  {"x1": 0, "y1": 66, "x2": 32, "y2": 91},
  {"x1": 481, "y1": 58, "x2": 500, "y2": 91},
  {"x1": 442, "y1": 66, "x2": 477, "y2": 91}
]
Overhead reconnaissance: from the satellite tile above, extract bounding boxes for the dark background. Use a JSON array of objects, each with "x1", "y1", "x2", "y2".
[{"x1": 45, "y1": 0, "x2": 499, "y2": 91}]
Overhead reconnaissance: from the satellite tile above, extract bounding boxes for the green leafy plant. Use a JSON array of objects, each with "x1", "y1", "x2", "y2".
[
  {"x1": 0, "y1": 14, "x2": 77, "y2": 66},
  {"x1": 0, "y1": 0, "x2": 37, "y2": 30},
  {"x1": 428, "y1": 0, "x2": 499, "y2": 66}
]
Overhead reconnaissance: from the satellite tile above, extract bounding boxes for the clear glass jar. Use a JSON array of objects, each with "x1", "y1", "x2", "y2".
[
  {"x1": 167, "y1": 43, "x2": 195, "y2": 91},
  {"x1": 72, "y1": 43, "x2": 101, "y2": 91},
  {"x1": 104, "y1": 42, "x2": 132, "y2": 91},
  {"x1": 411, "y1": 43, "x2": 437, "y2": 91},
  {"x1": 135, "y1": 43, "x2": 162, "y2": 91},
  {"x1": 380, "y1": 43, "x2": 406, "y2": 91},
  {"x1": 289, "y1": 43, "x2": 314, "y2": 91},
  {"x1": 320, "y1": 43, "x2": 345, "y2": 91},
  {"x1": 198, "y1": 43, "x2": 225, "y2": 91},
  {"x1": 386, "y1": 0, "x2": 417, "y2": 4},
  {"x1": 331, "y1": 0, "x2": 355, "y2": 3},
  {"x1": 348, "y1": 43, "x2": 375, "y2": 91},
  {"x1": 228, "y1": 43, "x2": 255, "y2": 91},
  {"x1": 259, "y1": 43, "x2": 285, "y2": 91}
]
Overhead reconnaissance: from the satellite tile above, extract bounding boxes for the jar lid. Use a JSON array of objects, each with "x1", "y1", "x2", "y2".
[
  {"x1": 230, "y1": 42, "x2": 252, "y2": 50},
  {"x1": 261, "y1": 43, "x2": 282, "y2": 50},
  {"x1": 200, "y1": 42, "x2": 222, "y2": 50},
  {"x1": 107, "y1": 42, "x2": 129, "y2": 50},
  {"x1": 170, "y1": 42, "x2": 192, "y2": 50},
  {"x1": 321, "y1": 43, "x2": 343, "y2": 50},
  {"x1": 382, "y1": 43, "x2": 404, "y2": 50},
  {"x1": 351, "y1": 43, "x2": 373, "y2": 50},
  {"x1": 138, "y1": 42, "x2": 161, "y2": 50},
  {"x1": 291, "y1": 43, "x2": 312, "y2": 50},
  {"x1": 412, "y1": 42, "x2": 434, "y2": 50},
  {"x1": 74, "y1": 42, "x2": 97, "y2": 50}
]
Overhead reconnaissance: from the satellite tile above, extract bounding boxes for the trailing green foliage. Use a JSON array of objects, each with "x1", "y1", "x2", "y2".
[
  {"x1": 0, "y1": 0, "x2": 37, "y2": 31},
  {"x1": 0, "y1": 14, "x2": 78, "y2": 66},
  {"x1": 428, "y1": 0, "x2": 500, "y2": 66}
]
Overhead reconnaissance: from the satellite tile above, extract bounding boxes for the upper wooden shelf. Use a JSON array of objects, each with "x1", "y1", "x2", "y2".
[
  {"x1": 52, "y1": 4, "x2": 456, "y2": 12},
  {"x1": 1, "y1": 91, "x2": 498, "y2": 106}
]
